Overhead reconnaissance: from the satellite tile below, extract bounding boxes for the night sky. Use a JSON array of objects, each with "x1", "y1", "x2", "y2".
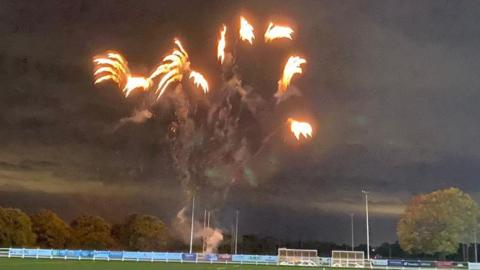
[{"x1": 1, "y1": 0, "x2": 480, "y2": 246}]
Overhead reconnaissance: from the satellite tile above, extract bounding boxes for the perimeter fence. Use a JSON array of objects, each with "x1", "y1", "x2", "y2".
[{"x1": 0, "y1": 247, "x2": 479, "y2": 270}]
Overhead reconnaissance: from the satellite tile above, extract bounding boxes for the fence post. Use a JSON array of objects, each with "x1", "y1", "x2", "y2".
[{"x1": 151, "y1": 251, "x2": 154, "y2": 262}]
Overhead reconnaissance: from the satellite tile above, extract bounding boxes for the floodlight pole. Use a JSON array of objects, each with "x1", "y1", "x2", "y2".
[
  {"x1": 350, "y1": 213, "x2": 355, "y2": 251},
  {"x1": 189, "y1": 196, "x2": 195, "y2": 254},
  {"x1": 475, "y1": 226, "x2": 478, "y2": 263},
  {"x1": 362, "y1": 190, "x2": 370, "y2": 261},
  {"x1": 203, "y1": 209, "x2": 207, "y2": 253},
  {"x1": 235, "y1": 210, "x2": 239, "y2": 254}
]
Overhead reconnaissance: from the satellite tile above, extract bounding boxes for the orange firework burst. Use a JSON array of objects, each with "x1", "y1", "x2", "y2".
[
  {"x1": 149, "y1": 39, "x2": 190, "y2": 99},
  {"x1": 276, "y1": 56, "x2": 306, "y2": 97},
  {"x1": 264, "y1": 22, "x2": 294, "y2": 42},
  {"x1": 239, "y1": 17, "x2": 254, "y2": 44},
  {"x1": 288, "y1": 118, "x2": 313, "y2": 140},
  {"x1": 93, "y1": 52, "x2": 152, "y2": 97}
]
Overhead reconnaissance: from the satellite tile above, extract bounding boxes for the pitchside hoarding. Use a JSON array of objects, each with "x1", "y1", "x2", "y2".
[
  {"x1": 469, "y1": 263, "x2": 480, "y2": 270},
  {"x1": 197, "y1": 253, "x2": 218, "y2": 262},
  {"x1": 217, "y1": 254, "x2": 232, "y2": 262},
  {"x1": 108, "y1": 251, "x2": 123, "y2": 259},
  {"x1": 182, "y1": 253, "x2": 197, "y2": 261},
  {"x1": 93, "y1": 250, "x2": 109, "y2": 259},
  {"x1": 372, "y1": 259, "x2": 388, "y2": 266},
  {"x1": 232, "y1": 254, "x2": 277, "y2": 263},
  {"x1": 388, "y1": 259, "x2": 439, "y2": 268}
]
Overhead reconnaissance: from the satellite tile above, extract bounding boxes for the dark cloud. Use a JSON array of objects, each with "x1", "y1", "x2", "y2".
[{"x1": 0, "y1": 0, "x2": 479, "y2": 245}]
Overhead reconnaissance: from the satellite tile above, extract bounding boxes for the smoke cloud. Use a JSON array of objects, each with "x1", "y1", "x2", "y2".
[
  {"x1": 113, "y1": 109, "x2": 153, "y2": 131},
  {"x1": 174, "y1": 206, "x2": 224, "y2": 253}
]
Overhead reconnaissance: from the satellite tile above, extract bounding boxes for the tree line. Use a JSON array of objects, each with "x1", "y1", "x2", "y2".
[{"x1": 0, "y1": 209, "x2": 169, "y2": 251}]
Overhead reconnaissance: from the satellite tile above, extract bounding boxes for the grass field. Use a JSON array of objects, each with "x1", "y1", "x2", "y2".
[{"x1": 0, "y1": 258, "x2": 319, "y2": 270}]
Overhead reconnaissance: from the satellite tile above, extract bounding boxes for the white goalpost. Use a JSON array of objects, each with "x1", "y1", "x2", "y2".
[
  {"x1": 278, "y1": 248, "x2": 318, "y2": 266},
  {"x1": 331, "y1": 250, "x2": 365, "y2": 268}
]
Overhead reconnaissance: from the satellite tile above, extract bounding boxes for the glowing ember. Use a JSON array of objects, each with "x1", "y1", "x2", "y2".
[
  {"x1": 264, "y1": 22, "x2": 294, "y2": 42},
  {"x1": 276, "y1": 56, "x2": 306, "y2": 97},
  {"x1": 239, "y1": 17, "x2": 255, "y2": 44},
  {"x1": 288, "y1": 118, "x2": 313, "y2": 140},
  {"x1": 189, "y1": 71, "x2": 209, "y2": 93},
  {"x1": 93, "y1": 51, "x2": 152, "y2": 97},
  {"x1": 217, "y1": 25, "x2": 227, "y2": 64}
]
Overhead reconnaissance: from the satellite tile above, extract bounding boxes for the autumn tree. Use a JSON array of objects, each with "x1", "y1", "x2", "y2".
[
  {"x1": 69, "y1": 215, "x2": 114, "y2": 249},
  {"x1": 0, "y1": 207, "x2": 36, "y2": 247},
  {"x1": 115, "y1": 214, "x2": 168, "y2": 251},
  {"x1": 31, "y1": 209, "x2": 70, "y2": 248},
  {"x1": 397, "y1": 187, "x2": 478, "y2": 256}
]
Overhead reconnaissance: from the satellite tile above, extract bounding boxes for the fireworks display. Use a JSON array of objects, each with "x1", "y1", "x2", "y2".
[{"x1": 93, "y1": 14, "x2": 313, "y2": 251}]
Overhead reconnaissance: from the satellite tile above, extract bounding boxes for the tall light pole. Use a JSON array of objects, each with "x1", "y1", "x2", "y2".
[
  {"x1": 203, "y1": 209, "x2": 207, "y2": 253},
  {"x1": 189, "y1": 196, "x2": 195, "y2": 254},
  {"x1": 350, "y1": 213, "x2": 355, "y2": 251},
  {"x1": 475, "y1": 225, "x2": 478, "y2": 263},
  {"x1": 235, "y1": 210, "x2": 239, "y2": 254},
  {"x1": 362, "y1": 190, "x2": 370, "y2": 261}
]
